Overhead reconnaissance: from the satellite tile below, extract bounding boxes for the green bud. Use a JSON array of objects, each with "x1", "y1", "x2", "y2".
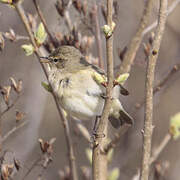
[
  {"x1": 102, "y1": 22, "x2": 116, "y2": 38},
  {"x1": 92, "y1": 71, "x2": 107, "y2": 85},
  {"x1": 102, "y1": 25, "x2": 112, "y2": 37},
  {"x1": 0, "y1": 0, "x2": 12, "y2": 4},
  {"x1": 115, "y1": 73, "x2": 129, "y2": 85},
  {"x1": 41, "y1": 81, "x2": 52, "y2": 93},
  {"x1": 170, "y1": 112, "x2": 180, "y2": 140},
  {"x1": 108, "y1": 168, "x2": 120, "y2": 180},
  {"x1": 35, "y1": 22, "x2": 47, "y2": 45},
  {"x1": 21, "y1": 44, "x2": 34, "y2": 56}
]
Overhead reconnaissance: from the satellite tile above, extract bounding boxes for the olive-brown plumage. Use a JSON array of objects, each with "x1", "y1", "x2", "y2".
[{"x1": 42, "y1": 45, "x2": 133, "y2": 128}]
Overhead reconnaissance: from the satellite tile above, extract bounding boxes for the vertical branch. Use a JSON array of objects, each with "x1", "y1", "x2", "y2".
[
  {"x1": 92, "y1": 0, "x2": 114, "y2": 179},
  {"x1": 93, "y1": 4, "x2": 104, "y2": 69},
  {"x1": 13, "y1": 2, "x2": 78, "y2": 180},
  {"x1": 118, "y1": 0, "x2": 153, "y2": 75},
  {"x1": 33, "y1": 0, "x2": 58, "y2": 48},
  {"x1": 140, "y1": 1, "x2": 167, "y2": 180}
]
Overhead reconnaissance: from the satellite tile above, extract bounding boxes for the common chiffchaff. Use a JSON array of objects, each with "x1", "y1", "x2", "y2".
[{"x1": 41, "y1": 46, "x2": 133, "y2": 128}]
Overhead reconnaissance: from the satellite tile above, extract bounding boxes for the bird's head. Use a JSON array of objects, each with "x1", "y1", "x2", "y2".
[{"x1": 40, "y1": 45, "x2": 82, "y2": 69}]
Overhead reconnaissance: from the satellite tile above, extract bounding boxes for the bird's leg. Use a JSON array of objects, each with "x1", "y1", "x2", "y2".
[
  {"x1": 92, "y1": 116, "x2": 105, "y2": 139},
  {"x1": 100, "y1": 93, "x2": 108, "y2": 99},
  {"x1": 93, "y1": 115, "x2": 101, "y2": 133}
]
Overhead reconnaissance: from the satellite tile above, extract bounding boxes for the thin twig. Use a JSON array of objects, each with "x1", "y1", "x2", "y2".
[
  {"x1": 33, "y1": 0, "x2": 58, "y2": 48},
  {"x1": 13, "y1": 2, "x2": 78, "y2": 180},
  {"x1": 142, "y1": 0, "x2": 180, "y2": 36},
  {"x1": 150, "y1": 133, "x2": 171, "y2": 164},
  {"x1": 140, "y1": 1, "x2": 168, "y2": 180},
  {"x1": 135, "y1": 63, "x2": 180, "y2": 110},
  {"x1": 2, "y1": 121, "x2": 28, "y2": 143},
  {"x1": 132, "y1": 133, "x2": 171, "y2": 180},
  {"x1": 92, "y1": 0, "x2": 114, "y2": 179},
  {"x1": 0, "y1": 95, "x2": 20, "y2": 118},
  {"x1": 76, "y1": 123, "x2": 91, "y2": 143},
  {"x1": 118, "y1": 0, "x2": 153, "y2": 75},
  {"x1": 64, "y1": 0, "x2": 73, "y2": 30},
  {"x1": 22, "y1": 156, "x2": 42, "y2": 180},
  {"x1": 1, "y1": 31, "x2": 29, "y2": 41},
  {"x1": 92, "y1": 4, "x2": 104, "y2": 69},
  {"x1": 104, "y1": 124, "x2": 130, "y2": 153},
  {"x1": 116, "y1": 0, "x2": 179, "y2": 75}
]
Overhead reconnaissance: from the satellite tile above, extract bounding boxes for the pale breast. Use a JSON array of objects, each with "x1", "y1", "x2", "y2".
[{"x1": 49, "y1": 69, "x2": 105, "y2": 120}]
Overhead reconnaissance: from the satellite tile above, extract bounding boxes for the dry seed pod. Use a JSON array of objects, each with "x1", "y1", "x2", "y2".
[
  {"x1": 15, "y1": 111, "x2": 25, "y2": 123},
  {"x1": 2, "y1": 86, "x2": 11, "y2": 106},
  {"x1": 1, "y1": 164, "x2": 14, "y2": 180}
]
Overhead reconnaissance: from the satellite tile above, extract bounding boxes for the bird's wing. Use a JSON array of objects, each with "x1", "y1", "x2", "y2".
[
  {"x1": 79, "y1": 57, "x2": 105, "y2": 75},
  {"x1": 79, "y1": 56, "x2": 129, "y2": 96}
]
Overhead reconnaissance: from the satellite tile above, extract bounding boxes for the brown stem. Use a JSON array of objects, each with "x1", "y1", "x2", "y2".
[
  {"x1": 0, "y1": 95, "x2": 21, "y2": 118},
  {"x1": 132, "y1": 133, "x2": 171, "y2": 179},
  {"x1": 140, "y1": 1, "x2": 167, "y2": 180},
  {"x1": 14, "y1": 2, "x2": 78, "y2": 180},
  {"x1": 150, "y1": 133, "x2": 171, "y2": 164},
  {"x1": 33, "y1": 0, "x2": 58, "y2": 48},
  {"x1": 142, "y1": 0, "x2": 180, "y2": 36},
  {"x1": 135, "y1": 63, "x2": 180, "y2": 110},
  {"x1": 104, "y1": 124, "x2": 130, "y2": 153},
  {"x1": 118, "y1": 0, "x2": 153, "y2": 75},
  {"x1": 2, "y1": 121, "x2": 28, "y2": 143},
  {"x1": 92, "y1": 0, "x2": 114, "y2": 179},
  {"x1": 116, "y1": 0, "x2": 179, "y2": 75},
  {"x1": 92, "y1": 4, "x2": 104, "y2": 69},
  {"x1": 22, "y1": 156, "x2": 42, "y2": 180}
]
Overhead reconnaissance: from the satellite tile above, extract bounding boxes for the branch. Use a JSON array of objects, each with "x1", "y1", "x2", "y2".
[
  {"x1": 142, "y1": 0, "x2": 180, "y2": 36},
  {"x1": 32, "y1": 0, "x2": 58, "y2": 48},
  {"x1": 92, "y1": 4, "x2": 104, "y2": 69},
  {"x1": 135, "y1": 63, "x2": 180, "y2": 110},
  {"x1": 132, "y1": 133, "x2": 171, "y2": 180},
  {"x1": 2, "y1": 121, "x2": 28, "y2": 143},
  {"x1": 150, "y1": 133, "x2": 171, "y2": 164},
  {"x1": 140, "y1": 1, "x2": 168, "y2": 180},
  {"x1": 0, "y1": 95, "x2": 20, "y2": 118},
  {"x1": 92, "y1": 0, "x2": 114, "y2": 179},
  {"x1": 104, "y1": 124, "x2": 130, "y2": 153},
  {"x1": 22, "y1": 156, "x2": 42, "y2": 180},
  {"x1": 118, "y1": 0, "x2": 153, "y2": 75},
  {"x1": 117, "y1": 0, "x2": 179, "y2": 75},
  {"x1": 13, "y1": 2, "x2": 78, "y2": 180},
  {"x1": 1, "y1": 31, "x2": 29, "y2": 41},
  {"x1": 76, "y1": 123, "x2": 91, "y2": 143}
]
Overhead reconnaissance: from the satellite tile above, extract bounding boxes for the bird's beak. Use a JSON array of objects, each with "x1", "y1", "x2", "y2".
[{"x1": 39, "y1": 56, "x2": 52, "y2": 63}]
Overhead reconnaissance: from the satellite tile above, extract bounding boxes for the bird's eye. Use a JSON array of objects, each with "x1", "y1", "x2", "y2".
[{"x1": 53, "y1": 58, "x2": 58, "y2": 63}]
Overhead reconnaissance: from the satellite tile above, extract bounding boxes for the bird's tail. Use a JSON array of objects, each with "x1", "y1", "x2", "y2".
[{"x1": 108, "y1": 99, "x2": 133, "y2": 129}]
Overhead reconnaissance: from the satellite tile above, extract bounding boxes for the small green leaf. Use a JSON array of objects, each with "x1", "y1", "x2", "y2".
[
  {"x1": 0, "y1": 0, "x2": 12, "y2": 4},
  {"x1": 21, "y1": 44, "x2": 34, "y2": 56},
  {"x1": 170, "y1": 112, "x2": 180, "y2": 140},
  {"x1": 107, "y1": 148, "x2": 114, "y2": 163},
  {"x1": 108, "y1": 168, "x2": 120, "y2": 180},
  {"x1": 102, "y1": 22, "x2": 116, "y2": 38},
  {"x1": 41, "y1": 81, "x2": 52, "y2": 92},
  {"x1": 102, "y1": 25, "x2": 112, "y2": 38},
  {"x1": 35, "y1": 22, "x2": 47, "y2": 45},
  {"x1": 92, "y1": 71, "x2": 107, "y2": 85},
  {"x1": 115, "y1": 73, "x2": 129, "y2": 85},
  {"x1": 85, "y1": 148, "x2": 92, "y2": 165}
]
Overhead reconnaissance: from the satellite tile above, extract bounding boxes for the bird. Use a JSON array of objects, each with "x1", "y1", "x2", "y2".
[{"x1": 40, "y1": 45, "x2": 133, "y2": 129}]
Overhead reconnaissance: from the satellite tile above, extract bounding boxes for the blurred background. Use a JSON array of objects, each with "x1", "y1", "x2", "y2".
[{"x1": 0, "y1": 0, "x2": 180, "y2": 179}]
